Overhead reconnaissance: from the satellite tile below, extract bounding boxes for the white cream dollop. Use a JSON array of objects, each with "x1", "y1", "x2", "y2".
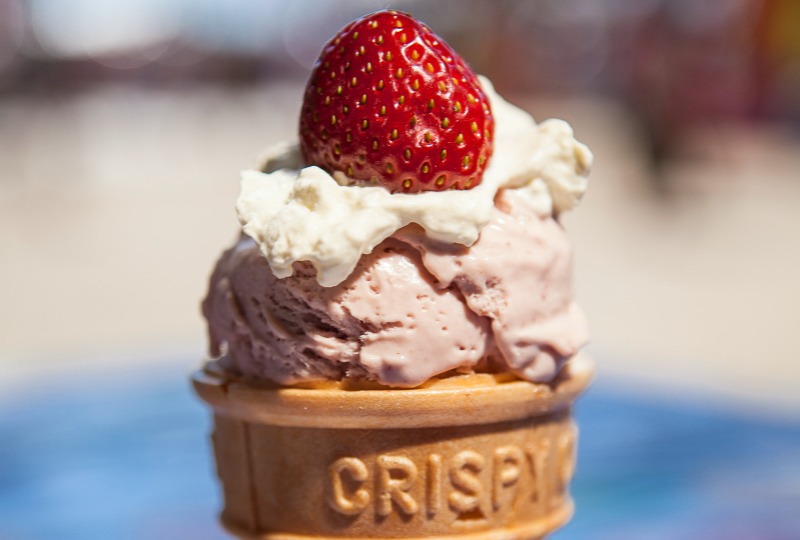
[{"x1": 236, "y1": 76, "x2": 592, "y2": 287}]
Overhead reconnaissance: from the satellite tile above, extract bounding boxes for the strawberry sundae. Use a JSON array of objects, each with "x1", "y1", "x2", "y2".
[
  {"x1": 196, "y1": 11, "x2": 593, "y2": 539},
  {"x1": 203, "y1": 10, "x2": 591, "y2": 388}
]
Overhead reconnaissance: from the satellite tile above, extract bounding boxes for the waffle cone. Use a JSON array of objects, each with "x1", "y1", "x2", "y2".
[{"x1": 192, "y1": 355, "x2": 593, "y2": 540}]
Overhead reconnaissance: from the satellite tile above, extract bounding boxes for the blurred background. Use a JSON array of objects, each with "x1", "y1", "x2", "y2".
[{"x1": 1, "y1": 0, "x2": 799, "y2": 538}]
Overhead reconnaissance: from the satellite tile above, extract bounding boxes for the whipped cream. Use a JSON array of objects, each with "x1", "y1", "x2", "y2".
[{"x1": 237, "y1": 77, "x2": 592, "y2": 287}]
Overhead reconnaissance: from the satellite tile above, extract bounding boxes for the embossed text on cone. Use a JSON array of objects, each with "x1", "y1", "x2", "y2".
[{"x1": 193, "y1": 355, "x2": 593, "y2": 540}]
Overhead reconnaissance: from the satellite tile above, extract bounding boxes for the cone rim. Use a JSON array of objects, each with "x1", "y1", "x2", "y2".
[{"x1": 192, "y1": 355, "x2": 593, "y2": 429}]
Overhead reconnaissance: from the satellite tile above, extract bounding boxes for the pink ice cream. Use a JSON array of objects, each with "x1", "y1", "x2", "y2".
[
  {"x1": 202, "y1": 187, "x2": 587, "y2": 388},
  {"x1": 202, "y1": 62, "x2": 592, "y2": 388}
]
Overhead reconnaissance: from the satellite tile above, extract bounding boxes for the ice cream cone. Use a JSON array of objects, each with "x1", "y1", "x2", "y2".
[{"x1": 192, "y1": 354, "x2": 593, "y2": 540}]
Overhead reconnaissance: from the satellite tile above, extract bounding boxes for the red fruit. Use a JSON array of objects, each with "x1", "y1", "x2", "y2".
[{"x1": 299, "y1": 10, "x2": 494, "y2": 193}]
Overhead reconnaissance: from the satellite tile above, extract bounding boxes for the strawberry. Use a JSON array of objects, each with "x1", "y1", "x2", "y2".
[{"x1": 299, "y1": 10, "x2": 494, "y2": 193}]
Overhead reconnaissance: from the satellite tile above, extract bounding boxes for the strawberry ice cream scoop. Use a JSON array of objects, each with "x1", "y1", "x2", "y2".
[
  {"x1": 202, "y1": 188, "x2": 586, "y2": 387},
  {"x1": 202, "y1": 10, "x2": 592, "y2": 387}
]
